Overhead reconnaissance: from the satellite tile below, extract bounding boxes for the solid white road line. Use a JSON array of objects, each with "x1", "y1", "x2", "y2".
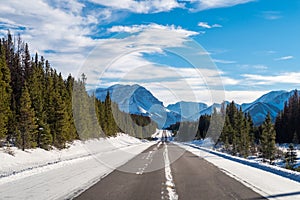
[{"x1": 163, "y1": 144, "x2": 178, "y2": 200}]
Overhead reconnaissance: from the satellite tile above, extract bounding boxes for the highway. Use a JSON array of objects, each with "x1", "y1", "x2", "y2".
[{"x1": 75, "y1": 142, "x2": 265, "y2": 200}]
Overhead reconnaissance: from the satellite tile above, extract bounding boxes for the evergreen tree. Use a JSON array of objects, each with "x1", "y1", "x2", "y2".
[
  {"x1": 0, "y1": 42, "x2": 12, "y2": 141},
  {"x1": 0, "y1": 32, "x2": 158, "y2": 149},
  {"x1": 52, "y1": 92, "x2": 69, "y2": 148},
  {"x1": 196, "y1": 114, "x2": 210, "y2": 139},
  {"x1": 38, "y1": 120, "x2": 52, "y2": 150},
  {"x1": 240, "y1": 116, "x2": 250, "y2": 158},
  {"x1": 206, "y1": 108, "x2": 224, "y2": 143},
  {"x1": 285, "y1": 143, "x2": 297, "y2": 169},
  {"x1": 261, "y1": 113, "x2": 276, "y2": 163},
  {"x1": 18, "y1": 83, "x2": 37, "y2": 150},
  {"x1": 65, "y1": 74, "x2": 78, "y2": 140}
]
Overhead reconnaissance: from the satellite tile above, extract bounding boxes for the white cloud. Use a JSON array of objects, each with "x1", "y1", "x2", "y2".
[
  {"x1": 224, "y1": 90, "x2": 269, "y2": 104},
  {"x1": 0, "y1": 0, "x2": 266, "y2": 106},
  {"x1": 198, "y1": 22, "x2": 211, "y2": 29},
  {"x1": 189, "y1": 0, "x2": 256, "y2": 11},
  {"x1": 88, "y1": 0, "x2": 182, "y2": 13},
  {"x1": 198, "y1": 22, "x2": 222, "y2": 29},
  {"x1": 0, "y1": 0, "x2": 101, "y2": 75},
  {"x1": 261, "y1": 11, "x2": 282, "y2": 20},
  {"x1": 213, "y1": 59, "x2": 236, "y2": 64},
  {"x1": 238, "y1": 64, "x2": 268, "y2": 71},
  {"x1": 79, "y1": 24, "x2": 201, "y2": 85},
  {"x1": 107, "y1": 24, "x2": 197, "y2": 37},
  {"x1": 76, "y1": 23, "x2": 232, "y2": 105},
  {"x1": 89, "y1": 0, "x2": 256, "y2": 13},
  {"x1": 242, "y1": 72, "x2": 300, "y2": 85},
  {"x1": 212, "y1": 24, "x2": 222, "y2": 28},
  {"x1": 275, "y1": 56, "x2": 294, "y2": 61},
  {"x1": 253, "y1": 65, "x2": 268, "y2": 70}
]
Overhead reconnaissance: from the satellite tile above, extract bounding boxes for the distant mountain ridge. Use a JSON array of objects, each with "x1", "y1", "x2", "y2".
[
  {"x1": 92, "y1": 84, "x2": 299, "y2": 127},
  {"x1": 92, "y1": 84, "x2": 182, "y2": 128},
  {"x1": 166, "y1": 101, "x2": 208, "y2": 121},
  {"x1": 241, "y1": 90, "x2": 300, "y2": 125}
]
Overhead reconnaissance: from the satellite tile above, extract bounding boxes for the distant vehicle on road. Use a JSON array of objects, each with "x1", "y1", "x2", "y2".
[{"x1": 161, "y1": 130, "x2": 168, "y2": 143}]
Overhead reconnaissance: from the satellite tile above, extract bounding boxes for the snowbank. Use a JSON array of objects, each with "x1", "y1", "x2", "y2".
[
  {"x1": 179, "y1": 142, "x2": 300, "y2": 200},
  {"x1": 0, "y1": 134, "x2": 154, "y2": 200},
  {"x1": 187, "y1": 141, "x2": 300, "y2": 183}
]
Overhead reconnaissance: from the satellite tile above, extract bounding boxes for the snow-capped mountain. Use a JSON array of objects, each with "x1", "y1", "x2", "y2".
[
  {"x1": 166, "y1": 101, "x2": 208, "y2": 121},
  {"x1": 92, "y1": 84, "x2": 182, "y2": 128},
  {"x1": 243, "y1": 102, "x2": 280, "y2": 125},
  {"x1": 92, "y1": 84, "x2": 299, "y2": 127},
  {"x1": 241, "y1": 90, "x2": 300, "y2": 125}
]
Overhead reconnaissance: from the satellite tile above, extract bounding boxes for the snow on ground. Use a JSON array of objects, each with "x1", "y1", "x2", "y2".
[
  {"x1": 178, "y1": 142, "x2": 300, "y2": 200},
  {"x1": 0, "y1": 134, "x2": 154, "y2": 200},
  {"x1": 277, "y1": 144, "x2": 300, "y2": 168}
]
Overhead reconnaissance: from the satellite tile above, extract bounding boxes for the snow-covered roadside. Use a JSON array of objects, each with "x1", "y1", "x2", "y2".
[
  {"x1": 0, "y1": 134, "x2": 154, "y2": 200},
  {"x1": 187, "y1": 142, "x2": 300, "y2": 183},
  {"x1": 0, "y1": 133, "x2": 144, "y2": 178},
  {"x1": 178, "y1": 143, "x2": 300, "y2": 200}
]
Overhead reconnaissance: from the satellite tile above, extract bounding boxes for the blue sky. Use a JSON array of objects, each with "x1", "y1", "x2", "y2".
[{"x1": 0, "y1": 0, "x2": 299, "y2": 105}]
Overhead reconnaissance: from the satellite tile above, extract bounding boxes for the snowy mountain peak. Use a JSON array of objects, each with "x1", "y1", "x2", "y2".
[
  {"x1": 241, "y1": 90, "x2": 300, "y2": 125},
  {"x1": 166, "y1": 101, "x2": 208, "y2": 119},
  {"x1": 93, "y1": 84, "x2": 181, "y2": 128},
  {"x1": 92, "y1": 84, "x2": 299, "y2": 127}
]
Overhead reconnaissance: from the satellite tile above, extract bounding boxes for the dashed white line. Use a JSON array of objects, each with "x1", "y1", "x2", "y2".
[{"x1": 136, "y1": 147, "x2": 155, "y2": 175}]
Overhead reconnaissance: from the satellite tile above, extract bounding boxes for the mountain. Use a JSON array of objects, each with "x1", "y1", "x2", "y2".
[
  {"x1": 92, "y1": 84, "x2": 182, "y2": 128},
  {"x1": 241, "y1": 91, "x2": 287, "y2": 111},
  {"x1": 92, "y1": 84, "x2": 299, "y2": 127},
  {"x1": 241, "y1": 90, "x2": 300, "y2": 125},
  {"x1": 166, "y1": 101, "x2": 207, "y2": 121},
  {"x1": 196, "y1": 101, "x2": 231, "y2": 116},
  {"x1": 243, "y1": 102, "x2": 280, "y2": 125}
]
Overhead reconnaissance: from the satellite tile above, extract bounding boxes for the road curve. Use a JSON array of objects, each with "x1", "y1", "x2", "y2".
[{"x1": 74, "y1": 143, "x2": 265, "y2": 200}]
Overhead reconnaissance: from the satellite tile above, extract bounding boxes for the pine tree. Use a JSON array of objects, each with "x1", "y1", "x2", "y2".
[
  {"x1": 104, "y1": 91, "x2": 117, "y2": 136},
  {"x1": 0, "y1": 43, "x2": 12, "y2": 141},
  {"x1": 261, "y1": 113, "x2": 276, "y2": 163},
  {"x1": 285, "y1": 143, "x2": 297, "y2": 169},
  {"x1": 275, "y1": 90, "x2": 300, "y2": 144},
  {"x1": 38, "y1": 120, "x2": 52, "y2": 150},
  {"x1": 65, "y1": 74, "x2": 78, "y2": 140},
  {"x1": 240, "y1": 116, "x2": 250, "y2": 158},
  {"x1": 206, "y1": 108, "x2": 224, "y2": 143},
  {"x1": 18, "y1": 83, "x2": 37, "y2": 150},
  {"x1": 52, "y1": 92, "x2": 69, "y2": 148},
  {"x1": 196, "y1": 114, "x2": 210, "y2": 139}
]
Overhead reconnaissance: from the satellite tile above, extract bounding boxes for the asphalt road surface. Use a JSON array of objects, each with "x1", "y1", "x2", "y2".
[{"x1": 74, "y1": 143, "x2": 265, "y2": 200}]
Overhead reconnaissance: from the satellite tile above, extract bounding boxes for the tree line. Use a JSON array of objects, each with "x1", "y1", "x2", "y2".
[
  {"x1": 0, "y1": 32, "x2": 157, "y2": 150},
  {"x1": 168, "y1": 102, "x2": 277, "y2": 163},
  {"x1": 275, "y1": 90, "x2": 300, "y2": 144},
  {"x1": 169, "y1": 93, "x2": 300, "y2": 166}
]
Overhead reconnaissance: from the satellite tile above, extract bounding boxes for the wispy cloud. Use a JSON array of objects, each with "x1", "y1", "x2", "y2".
[
  {"x1": 89, "y1": 0, "x2": 256, "y2": 13},
  {"x1": 188, "y1": 0, "x2": 256, "y2": 11},
  {"x1": 88, "y1": 0, "x2": 182, "y2": 13},
  {"x1": 198, "y1": 22, "x2": 222, "y2": 29},
  {"x1": 0, "y1": 0, "x2": 101, "y2": 75},
  {"x1": 261, "y1": 11, "x2": 282, "y2": 20},
  {"x1": 253, "y1": 65, "x2": 268, "y2": 70},
  {"x1": 275, "y1": 56, "x2": 294, "y2": 61},
  {"x1": 242, "y1": 72, "x2": 300, "y2": 85},
  {"x1": 238, "y1": 64, "x2": 268, "y2": 70},
  {"x1": 213, "y1": 59, "x2": 236, "y2": 64},
  {"x1": 79, "y1": 23, "x2": 236, "y2": 105},
  {"x1": 107, "y1": 24, "x2": 197, "y2": 36},
  {"x1": 225, "y1": 90, "x2": 269, "y2": 104}
]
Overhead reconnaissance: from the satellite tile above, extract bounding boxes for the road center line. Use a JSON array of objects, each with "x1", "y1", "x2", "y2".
[{"x1": 163, "y1": 144, "x2": 178, "y2": 200}]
